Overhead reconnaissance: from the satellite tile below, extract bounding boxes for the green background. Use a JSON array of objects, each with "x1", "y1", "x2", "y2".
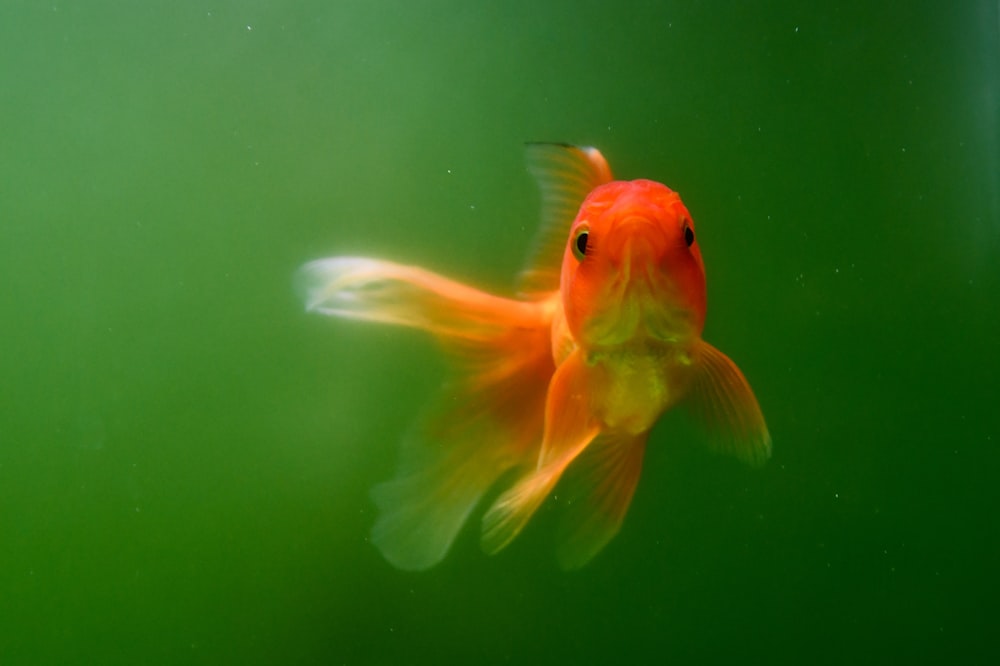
[{"x1": 1, "y1": 1, "x2": 997, "y2": 663}]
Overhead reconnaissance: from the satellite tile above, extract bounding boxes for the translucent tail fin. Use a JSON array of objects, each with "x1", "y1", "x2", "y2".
[{"x1": 297, "y1": 257, "x2": 556, "y2": 569}]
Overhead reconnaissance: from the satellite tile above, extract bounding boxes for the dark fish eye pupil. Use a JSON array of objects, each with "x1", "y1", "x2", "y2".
[
  {"x1": 576, "y1": 230, "x2": 589, "y2": 257},
  {"x1": 683, "y1": 225, "x2": 695, "y2": 247}
]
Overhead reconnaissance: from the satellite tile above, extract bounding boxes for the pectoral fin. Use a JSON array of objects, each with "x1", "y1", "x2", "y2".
[
  {"x1": 480, "y1": 349, "x2": 600, "y2": 555},
  {"x1": 554, "y1": 431, "x2": 647, "y2": 570},
  {"x1": 685, "y1": 341, "x2": 771, "y2": 466}
]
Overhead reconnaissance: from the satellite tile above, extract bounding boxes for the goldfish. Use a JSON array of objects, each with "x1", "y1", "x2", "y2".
[{"x1": 296, "y1": 143, "x2": 770, "y2": 570}]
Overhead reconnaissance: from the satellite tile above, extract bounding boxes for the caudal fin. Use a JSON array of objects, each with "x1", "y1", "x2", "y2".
[
  {"x1": 297, "y1": 256, "x2": 556, "y2": 569},
  {"x1": 296, "y1": 257, "x2": 548, "y2": 342}
]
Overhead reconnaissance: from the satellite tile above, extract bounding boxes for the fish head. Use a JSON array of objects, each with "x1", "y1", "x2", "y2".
[{"x1": 560, "y1": 179, "x2": 707, "y2": 348}]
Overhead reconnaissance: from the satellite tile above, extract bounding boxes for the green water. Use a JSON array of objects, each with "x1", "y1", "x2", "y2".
[{"x1": 1, "y1": 1, "x2": 997, "y2": 663}]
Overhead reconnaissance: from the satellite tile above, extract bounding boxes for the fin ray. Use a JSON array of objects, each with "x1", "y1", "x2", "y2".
[
  {"x1": 519, "y1": 144, "x2": 613, "y2": 295},
  {"x1": 480, "y1": 350, "x2": 600, "y2": 555},
  {"x1": 685, "y1": 341, "x2": 771, "y2": 466},
  {"x1": 554, "y1": 431, "x2": 647, "y2": 569},
  {"x1": 369, "y1": 390, "x2": 531, "y2": 570},
  {"x1": 297, "y1": 255, "x2": 556, "y2": 569},
  {"x1": 370, "y1": 350, "x2": 552, "y2": 569},
  {"x1": 296, "y1": 257, "x2": 546, "y2": 342}
]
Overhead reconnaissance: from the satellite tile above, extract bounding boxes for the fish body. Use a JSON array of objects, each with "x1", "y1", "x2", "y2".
[{"x1": 297, "y1": 144, "x2": 770, "y2": 570}]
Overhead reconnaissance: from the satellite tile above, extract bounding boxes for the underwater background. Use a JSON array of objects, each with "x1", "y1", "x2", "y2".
[{"x1": 1, "y1": 1, "x2": 997, "y2": 663}]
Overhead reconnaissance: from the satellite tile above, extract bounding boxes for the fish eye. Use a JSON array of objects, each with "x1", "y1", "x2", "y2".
[
  {"x1": 573, "y1": 228, "x2": 589, "y2": 260},
  {"x1": 683, "y1": 223, "x2": 695, "y2": 248}
]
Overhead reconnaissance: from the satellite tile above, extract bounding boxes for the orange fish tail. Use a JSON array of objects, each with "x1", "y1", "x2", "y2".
[{"x1": 297, "y1": 256, "x2": 556, "y2": 570}]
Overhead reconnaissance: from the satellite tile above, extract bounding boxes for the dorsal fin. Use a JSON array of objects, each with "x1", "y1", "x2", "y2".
[{"x1": 518, "y1": 143, "x2": 613, "y2": 295}]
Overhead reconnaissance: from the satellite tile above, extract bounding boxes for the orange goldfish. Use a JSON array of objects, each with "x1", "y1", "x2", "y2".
[{"x1": 297, "y1": 144, "x2": 770, "y2": 570}]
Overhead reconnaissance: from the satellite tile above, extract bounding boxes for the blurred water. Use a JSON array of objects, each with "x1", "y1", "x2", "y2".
[{"x1": 0, "y1": 1, "x2": 997, "y2": 664}]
